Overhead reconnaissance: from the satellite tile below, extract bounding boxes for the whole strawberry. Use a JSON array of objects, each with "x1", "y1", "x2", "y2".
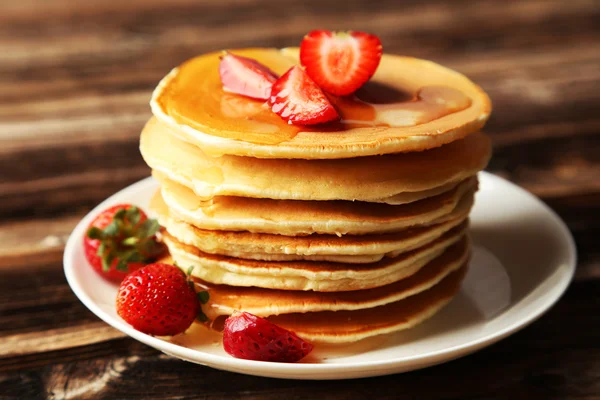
[
  {"x1": 223, "y1": 311, "x2": 313, "y2": 362},
  {"x1": 116, "y1": 263, "x2": 200, "y2": 336},
  {"x1": 84, "y1": 204, "x2": 165, "y2": 282}
]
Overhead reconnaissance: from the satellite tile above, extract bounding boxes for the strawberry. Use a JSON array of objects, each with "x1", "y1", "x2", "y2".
[
  {"x1": 300, "y1": 30, "x2": 382, "y2": 96},
  {"x1": 116, "y1": 263, "x2": 201, "y2": 336},
  {"x1": 223, "y1": 311, "x2": 313, "y2": 362},
  {"x1": 219, "y1": 52, "x2": 279, "y2": 100},
  {"x1": 269, "y1": 66, "x2": 339, "y2": 125},
  {"x1": 84, "y1": 204, "x2": 166, "y2": 283}
]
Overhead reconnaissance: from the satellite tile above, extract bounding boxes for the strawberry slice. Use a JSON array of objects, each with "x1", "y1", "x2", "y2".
[
  {"x1": 300, "y1": 30, "x2": 382, "y2": 96},
  {"x1": 219, "y1": 52, "x2": 278, "y2": 100},
  {"x1": 269, "y1": 66, "x2": 339, "y2": 125},
  {"x1": 223, "y1": 311, "x2": 313, "y2": 363}
]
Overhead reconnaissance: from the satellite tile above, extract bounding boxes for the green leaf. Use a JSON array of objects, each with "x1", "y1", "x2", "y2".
[
  {"x1": 113, "y1": 208, "x2": 127, "y2": 222},
  {"x1": 125, "y1": 251, "x2": 143, "y2": 263},
  {"x1": 125, "y1": 206, "x2": 141, "y2": 226},
  {"x1": 97, "y1": 241, "x2": 106, "y2": 257},
  {"x1": 196, "y1": 311, "x2": 209, "y2": 322},
  {"x1": 102, "y1": 251, "x2": 115, "y2": 272},
  {"x1": 186, "y1": 266, "x2": 194, "y2": 276},
  {"x1": 122, "y1": 237, "x2": 139, "y2": 247},
  {"x1": 197, "y1": 291, "x2": 209, "y2": 304},
  {"x1": 103, "y1": 220, "x2": 120, "y2": 237},
  {"x1": 138, "y1": 238, "x2": 164, "y2": 258},
  {"x1": 116, "y1": 248, "x2": 142, "y2": 265},
  {"x1": 115, "y1": 259, "x2": 128, "y2": 272},
  {"x1": 87, "y1": 227, "x2": 105, "y2": 240},
  {"x1": 146, "y1": 219, "x2": 160, "y2": 236},
  {"x1": 137, "y1": 219, "x2": 160, "y2": 238}
]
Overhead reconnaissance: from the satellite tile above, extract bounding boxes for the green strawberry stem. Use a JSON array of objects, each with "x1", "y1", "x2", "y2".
[
  {"x1": 86, "y1": 206, "x2": 165, "y2": 272},
  {"x1": 183, "y1": 265, "x2": 211, "y2": 323}
]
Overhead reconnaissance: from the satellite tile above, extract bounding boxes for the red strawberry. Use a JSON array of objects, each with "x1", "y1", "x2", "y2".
[
  {"x1": 116, "y1": 263, "x2": 200, "y2": 336},
  {"x1": 84, "y1": 204, "x2": 166, "y2": 283},
  {"x1": 269, "y1": 66, "x2": 339, "y2": 125},
  {"x1": 300, "y1": 30, "x2": 382, "y2": 96},
  {"x1": 219, "y1": 52, "x2": 279, "y2": 100},
  {"x1": 223, "y1": 311, "x2": 313, "y2": 362}
]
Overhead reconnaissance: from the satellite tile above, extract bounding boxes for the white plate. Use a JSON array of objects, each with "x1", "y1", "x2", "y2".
[{"x1": 64, "y1": 172, "x2": 576, "y2": 380}]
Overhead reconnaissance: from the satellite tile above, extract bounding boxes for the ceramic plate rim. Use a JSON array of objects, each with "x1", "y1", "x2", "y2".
[{"x1": 63, "y1": 171, "x2": 577, "y2": 378}]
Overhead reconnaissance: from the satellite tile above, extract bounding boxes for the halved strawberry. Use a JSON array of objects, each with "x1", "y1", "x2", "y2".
[
  {"x1": 223, "y1": 311, "x2": 313, "y2": 363},
  {"x1": 269, "y1": 66, "x2": 339, "y2": 125},
  {"x1": 300, "y1": 30, "x2": 382, "y2": 96},
  {"x1": 219, "y1": 52, "x2": 278, "y2": 100}
]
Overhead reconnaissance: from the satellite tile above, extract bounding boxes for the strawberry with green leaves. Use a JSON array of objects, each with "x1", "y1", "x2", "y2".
[
  {"x1": 84, "y1": 204, "x2": 166, "y2": 283},
  {"x1": 117, "y1": 263, "x2": 207, "y2": 336}
]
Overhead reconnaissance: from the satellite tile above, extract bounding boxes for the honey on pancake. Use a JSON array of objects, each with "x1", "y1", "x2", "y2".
[
  {"x1": 156, "y1": 48, "x2": 472, "y2": 145},
  {"x1": 156, "y1": 49, "x2": 299, "y2": 145}
]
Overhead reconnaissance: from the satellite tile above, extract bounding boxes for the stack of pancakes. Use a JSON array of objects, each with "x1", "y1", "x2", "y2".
[{"x1": 141, "y1": 48, "x2": 492, "y2": 343}]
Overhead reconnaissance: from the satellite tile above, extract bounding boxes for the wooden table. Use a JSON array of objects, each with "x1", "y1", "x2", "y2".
[{"x1": 1, "y1": 0, "x2": 599, "y2": 398}]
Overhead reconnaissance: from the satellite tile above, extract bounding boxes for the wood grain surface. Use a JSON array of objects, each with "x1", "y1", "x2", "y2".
[{"x1": 1, "y1": 0, "x2": 599, "y2": 398}]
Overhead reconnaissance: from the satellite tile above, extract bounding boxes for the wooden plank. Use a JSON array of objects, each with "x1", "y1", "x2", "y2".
[
  {"x1": 0, "y1": 216, "x2": 79, "y2": 262},
  {"x1": 0, "y1": 323, "x2": 126, "y2": 359},
  {"x1": 488, "y1": 133, "x2": 600, "y2": 198},
  {"x1": 2, "y1": 0, "x2": 598, "y2": 82}
]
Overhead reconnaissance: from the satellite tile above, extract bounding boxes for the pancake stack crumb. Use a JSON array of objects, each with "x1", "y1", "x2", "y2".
[{"x1": 140, "y1": 48, "x2": 492, "y2": 343}]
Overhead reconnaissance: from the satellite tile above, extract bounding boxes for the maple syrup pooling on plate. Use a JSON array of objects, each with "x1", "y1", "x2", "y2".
[{"x1": 157, "y1": 49, "x2": 472, "y2": 145}]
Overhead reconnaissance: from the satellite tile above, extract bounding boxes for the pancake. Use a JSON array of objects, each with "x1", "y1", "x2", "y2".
[
  {"x1": 164, "y1": 228, "x2": 468, "y2": 291},
  {"x1": 157, "y1": 174, "x2": 476, "y2": 236},
  {"x1": 152, "y1": 187, "x2": 471, "y2": 262},
  {"x1": 151, "y1": 47, "x2": 491, "y2": 159},
  {"x1": 268, "y1": 265, "x2": 466, "y2": 343},
  {"x1": 193, "y1": 237, "x2": 468, "y2": 318},
  {"x1": 374, "y1": 180, "x2": 462, "y2": 205},
  {"x1": 141, "y1": 117, "x2": 491, "y2": 202}
]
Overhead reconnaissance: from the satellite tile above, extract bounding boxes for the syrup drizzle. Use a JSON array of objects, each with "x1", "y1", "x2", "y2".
[{"x1": 158, "y1": 49, "x2": 472, "y2": 145}]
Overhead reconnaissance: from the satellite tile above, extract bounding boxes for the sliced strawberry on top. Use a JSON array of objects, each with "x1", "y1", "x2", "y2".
[
  {"x1": 223, "y1": 311, "x2": 313, "y2": 363},
  {"x1": 219, "y1": 52, "x2": 279, "y2": 100},
  {"x1": 269, "y1": 66, "x2": 339, "y2": 125},
  {"x1": 300, "y1": 30, "x2": 383, "y2": 96}
]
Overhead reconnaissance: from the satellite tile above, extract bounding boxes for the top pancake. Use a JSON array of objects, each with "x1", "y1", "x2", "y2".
[{"x1": 151, "y1": 47, "x2": 491, "y2": 159}]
